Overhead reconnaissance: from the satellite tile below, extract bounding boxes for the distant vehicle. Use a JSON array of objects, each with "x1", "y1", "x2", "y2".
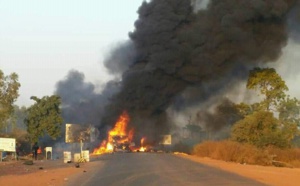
[{"x1": 112, "y1": 136, "x2": 131, "y2": 153}]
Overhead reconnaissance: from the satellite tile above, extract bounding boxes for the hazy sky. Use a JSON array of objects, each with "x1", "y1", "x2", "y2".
[{"x1": 0, "y1": 0, "x2": 144, "y2": 106}]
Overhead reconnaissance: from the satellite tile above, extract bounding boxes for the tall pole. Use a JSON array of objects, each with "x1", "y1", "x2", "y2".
[{"x1": 80, "y1": 139, "x2": 83, "y2": 158}]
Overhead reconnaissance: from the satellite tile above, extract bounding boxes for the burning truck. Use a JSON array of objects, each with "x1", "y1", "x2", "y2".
[
  {"x1": 92, "y1": 111, "x2": 153, "y2": 154},
  {"x1": 92, "y1": 111, "x2": 134, "y2": 154}
]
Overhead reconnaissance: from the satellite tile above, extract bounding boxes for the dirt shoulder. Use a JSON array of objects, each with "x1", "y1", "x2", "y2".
[
  {"x1": 0, "y1": 159, "x2": 86, "y2": 186},
  {"x1": 176, "y1": 153, "x2": 300, "y2": 186}
]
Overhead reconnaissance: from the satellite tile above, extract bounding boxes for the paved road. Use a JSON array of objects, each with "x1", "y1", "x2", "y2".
[{"x1": 67, "y1": 153, "x2": 266, "y2": 186}]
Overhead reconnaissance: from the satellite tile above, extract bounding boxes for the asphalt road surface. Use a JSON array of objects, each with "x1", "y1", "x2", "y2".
[{"x1": 67, "y1": 153, "x2": 266, "y2": 186}]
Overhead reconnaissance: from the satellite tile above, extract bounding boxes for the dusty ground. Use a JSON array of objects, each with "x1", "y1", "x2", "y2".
[
  {"x1": 176, "y1": 153, "x2": 300, "y2": 186},
  {"x1": 0, "y1": 154, "x2": 300, "y2": 186},
  {"x1": 0, "y1": 158, "x2": 87, "y2": 186}
]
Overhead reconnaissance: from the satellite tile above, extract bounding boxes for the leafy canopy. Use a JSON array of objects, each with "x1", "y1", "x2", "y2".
[
  {"x1": 247, "y1": 67, "x2": 288, "y2": 111},
  {"x1": 232, "y1": 67, "x2": 299, "y2": 148},
  {"x1": 25, "y1": 95, "x2": 63, "y2": 143},
  {"x1": 231, "y1": 111, "x2": 289, "y2": 148},
  {"x1": 0, "y1": 70, "x2": 20, "y2": 130}
]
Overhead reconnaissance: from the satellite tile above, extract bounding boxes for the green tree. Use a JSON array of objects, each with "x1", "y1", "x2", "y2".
[
  {"x1": 247, "y1": 67, "x2": 288, "y2": 111},
  {"x1": 231, "y1": 67, "x2": 299, "y2": 148},
  {"x1": 235, "y1": 102, "x2": 262, "y2": 117},
  {"x1": 277, "y1": 96, "x2": 300, "y2": 144},
  {"x1": 231, "y1": 111, "x2": 289, "y2": 148},
  {"x1": 25, "y1": 95, "x2": 63, "y2": 143},
  {"x1": 278, "y1": 96, "x2": 300, "y2": 125},
  {"x1": 0, "y1": 70, "x2": 21, "y2": 130}
]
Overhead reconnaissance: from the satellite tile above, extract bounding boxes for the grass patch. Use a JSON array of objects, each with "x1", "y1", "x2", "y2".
[{"x1": 192, "y1": 140, "x2": 300, "y2": 167}]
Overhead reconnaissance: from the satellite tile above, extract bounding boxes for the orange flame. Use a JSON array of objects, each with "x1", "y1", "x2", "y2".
[
  {"x1": 92, "y1": 111, "x2": 132, "y2": 155},
  {"x1": 139, "y1": 137, "x2": 146, "y2": 152}
]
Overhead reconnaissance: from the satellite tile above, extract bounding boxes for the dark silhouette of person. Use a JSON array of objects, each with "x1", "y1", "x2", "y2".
[
  {"x1": 32, "y1": 142, "x2": 39, "y2": 160},
  {"x1": 16, "y1": 143, "x2": 21, "y2": 160}
]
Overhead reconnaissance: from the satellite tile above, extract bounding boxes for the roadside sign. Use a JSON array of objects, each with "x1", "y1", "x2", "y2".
[
  {"x1": 65, "y1": 124, "x2": 97, "y2": 143},
  {"x1": 0, "y1": 138, "x2": 16, "y2": 152}
]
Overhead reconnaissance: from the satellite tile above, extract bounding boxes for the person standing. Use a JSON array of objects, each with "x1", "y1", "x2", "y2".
[
  {"x1": 16, "y1": 143, "x2": 21, "y2": 160},
  {"x1": 32, "y1": 142, "x2": 39, "y2": 160}
]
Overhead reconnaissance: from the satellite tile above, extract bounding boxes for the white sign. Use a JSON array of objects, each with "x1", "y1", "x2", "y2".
[
  {"x1": 0, "y1": 138, "x2": 16, "y2": 152},
  {"x1": 45, "y1": 147, "x2": 52, "y2": 152},
  {"x1": 65, "y1": 124, "x2": 97, "y2": 143}
]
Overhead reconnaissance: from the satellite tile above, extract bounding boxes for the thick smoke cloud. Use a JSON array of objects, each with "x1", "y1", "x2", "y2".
[
  {"x1": 53, "y1": 0, "x2": 299, "y2": 144},
  {"x1": 104, "y1": 41, "x2": 137, "y2": 75},
  {"x1": 101, "y1": 0, "x2": 297, "y2": 139},
  {"x1": 55, "y1": 70, "x2": 120, "y2": 132},
  {"x1": 287, "y1": 1, "x2": 300, "y2": 42}
]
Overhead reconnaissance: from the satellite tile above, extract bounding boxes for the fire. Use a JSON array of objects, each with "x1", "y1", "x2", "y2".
[
  {"x1": 92, "y1": 111, "x2": 152, "y2": 154},
  {"x1": 139, "y1": 137, "x2": 146, "y2": 152},
  {"x1": 106, "y1": 142, "x2": 114, "y2": 151},
  {"x1": 92, "y1": 111, "x2": 132, "y2": 155}
]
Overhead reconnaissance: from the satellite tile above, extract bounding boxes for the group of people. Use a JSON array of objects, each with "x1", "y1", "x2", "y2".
[{"x1": 15, "y1": 142, "x2": 40, "y2": 160}]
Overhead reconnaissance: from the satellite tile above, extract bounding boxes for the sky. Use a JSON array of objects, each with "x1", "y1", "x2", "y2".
[
  {"x1": 1, "y1": 0, "x2": 300, "y2": 108},
  {"x1": 0, "y1": 0, "x2": 145, "y2": 106}
]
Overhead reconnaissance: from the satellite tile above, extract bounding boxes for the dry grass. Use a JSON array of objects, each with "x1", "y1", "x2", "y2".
[{"x1": 192, "y1": 140, "x2": 300, "y2": 167}]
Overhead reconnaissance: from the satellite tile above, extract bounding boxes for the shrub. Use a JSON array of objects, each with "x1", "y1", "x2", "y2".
[
  {"x1": 193, "y1": 140, "x2": 300, "y2": 167},
  {"x1": 193, "y1": 140, "x2": 272, "y2": 166}
]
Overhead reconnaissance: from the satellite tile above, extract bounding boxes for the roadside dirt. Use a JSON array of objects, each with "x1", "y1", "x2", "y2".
[
  {"x1": 0, "y1": 159, "x2": 87, "y2": 186},
  {"x1": 176, "y1": 153, "x2": 300, "y2": 186},
  {"x1": 0, "y1": 154, "x2": 300, "y2": 186}
]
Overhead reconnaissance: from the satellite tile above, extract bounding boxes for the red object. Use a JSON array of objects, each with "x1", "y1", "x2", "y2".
[{"x1": 37, "y1": 147, "x2": 42, "y2": 154}]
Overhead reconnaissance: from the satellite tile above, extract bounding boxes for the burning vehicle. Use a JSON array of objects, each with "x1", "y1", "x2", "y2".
[
  {"x1": 111, "y1": 135, "x2": 132, "y2": 152},
  {"x1": 92, "y1": 111, "x2": 135, "y2": 154},
  {"x1": 92, "y1": 111, "x2": 158, "y2": 154}
]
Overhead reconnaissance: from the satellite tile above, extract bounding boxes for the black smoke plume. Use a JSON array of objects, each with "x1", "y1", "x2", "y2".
[
  {"x1": 55, "y1": 70, "x2": 120, "y2": 136},
  {"x1": 53, "y1": 0, "x2": 299, "y2": 144},
  {"x1": 287, "y1": 1, "x2": 300, "y2": 42},
  {"x1": 104, "y1": 41, "x2": 137, "y2": 76},
  {"x1": 101, "y1": 0, "x2": 298, "y2": 141}
]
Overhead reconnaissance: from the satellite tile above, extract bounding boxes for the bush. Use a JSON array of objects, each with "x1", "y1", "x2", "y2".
[
  {"x1": 265, "y1": 146, "x2": 300, "y2": 167},
  {"x1": 193, "y1": 140, "x2": 272, "y2": 166},
  {"x1": 193, "y1": 140, "x2": 300, "y2": 167}
]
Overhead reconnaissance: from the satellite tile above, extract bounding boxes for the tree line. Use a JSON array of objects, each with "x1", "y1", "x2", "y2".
[
  {"x1": 0, "y1": 69, "x2": 63, "y2": 145},
  {"x1": 231, "y1": 67, "x2": 300, "y2": 148},
  {"x1": 1, "y1": 67, "x2": 300, "y2": 149},
  {"x1": 184, "y1": 67, "x2": 300, "y2": 149}
]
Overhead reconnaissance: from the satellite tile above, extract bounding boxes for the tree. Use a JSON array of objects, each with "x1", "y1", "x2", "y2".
[
  {"x1": 278, "y1": 96, "x2": 300, "y2": 126},
  {"x1": 231, "y1": 111, "x2": 289, "y2": 148},
  {"x1": 277, "y1": 96, "x2": 300, "y2": 144},
  {"x1": 231, "y1": 67, "x2": 299, "y2": 148},
  {"x1": 235, "y1": 102, "x2": 262, "y2": 117},
  {"x1": 25, "y1": 95, "x2": 63, "y2": 143},
  {"x1": 0, "y1": 70, "x2": 21, "y2": 130},
  {"x1": 246, "y1": 67, "x2": 288, "y2": 111}
]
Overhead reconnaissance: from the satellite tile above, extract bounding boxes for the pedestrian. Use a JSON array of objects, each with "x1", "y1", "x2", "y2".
[
  {"x1": 32, "y1": 142, "x2": 39, "y2": 160},
  {"x1": 16, "y1": 143, "x2": 21, "y2": 160}
]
